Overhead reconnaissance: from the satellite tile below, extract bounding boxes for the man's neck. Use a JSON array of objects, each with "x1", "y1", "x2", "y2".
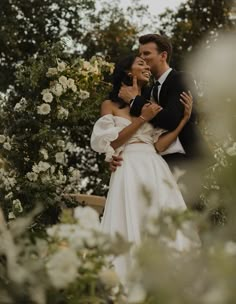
[{"x1": 154, "y1": 64, "x2": 170, "y2": 79}]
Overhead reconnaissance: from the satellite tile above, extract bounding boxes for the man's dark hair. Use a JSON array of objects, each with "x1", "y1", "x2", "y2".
[{"x1": 139, "y1": 34, "x2": 173, "y2": 64}]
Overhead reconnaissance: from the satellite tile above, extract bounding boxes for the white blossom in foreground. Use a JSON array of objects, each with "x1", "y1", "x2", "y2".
[
  {"x1": 37, "y1": 103, "x2": 51, "y2": 115},
  {"x1": 224, "y1": 241, "x2": 236, "y2": 256},
  {"x1": 127, "y1": 283, "x2": 146, "y2": 303},
  {"x1": 74, "y1": 206, "x2": 100, "y2": 230},
  {"x1": 46, "y1": 248, "x2": 80, "y2": 289},
  {"x1": 98, "y1": 268, "x2": 120, "y2": 288}
]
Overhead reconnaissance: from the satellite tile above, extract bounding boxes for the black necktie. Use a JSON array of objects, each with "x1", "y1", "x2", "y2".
[{"x1": 152, "y1": 81, "x2": 160, "y2": 103}]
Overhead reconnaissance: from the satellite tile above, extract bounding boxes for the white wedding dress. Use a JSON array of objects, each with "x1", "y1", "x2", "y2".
[{"x1": 91, "y1": 114, "x2": 196, "y2": 282}]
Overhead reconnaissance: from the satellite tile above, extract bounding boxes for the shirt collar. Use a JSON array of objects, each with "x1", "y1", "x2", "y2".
[{"x1": 157, "y1": 67, "x2": 172, "y2": 85}]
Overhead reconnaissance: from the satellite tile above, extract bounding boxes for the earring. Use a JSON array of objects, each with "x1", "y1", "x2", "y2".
[{"x1": 128, "y1": 73, "x2": 132, "y2": 78}]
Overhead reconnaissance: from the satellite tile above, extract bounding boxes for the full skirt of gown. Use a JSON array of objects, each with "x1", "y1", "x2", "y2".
[{"x1": 101, "y1": 143, "x2": 190, "y2": 282}]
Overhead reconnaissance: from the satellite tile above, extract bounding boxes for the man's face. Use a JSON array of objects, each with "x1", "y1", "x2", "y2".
[{"x1": 139, "y1": 42, "x2": 162, "y2": 76}]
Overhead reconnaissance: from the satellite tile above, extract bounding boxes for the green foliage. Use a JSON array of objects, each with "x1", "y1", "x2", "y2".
[
  {"x1": 159, "y1": 0, "x2": 236, "y2": 68},
  {"x1": 81, "y1": 0, "x2": 152, "y2": 62},
  {"x1": 0, "y1": 0, "x2": 96, "y2": 91},
  {"x1": 0, "y1": 42, "x2": 113, "y2": 228}
]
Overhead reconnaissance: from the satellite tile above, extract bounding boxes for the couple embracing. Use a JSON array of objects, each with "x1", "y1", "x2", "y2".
[{"x1": 91, "y1": 34, "x2": 206, "y2": 282}]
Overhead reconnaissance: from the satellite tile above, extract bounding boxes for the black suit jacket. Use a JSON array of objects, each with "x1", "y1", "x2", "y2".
[{"x1": 130, "y1": 70, "x2": 209, "y2": 161}]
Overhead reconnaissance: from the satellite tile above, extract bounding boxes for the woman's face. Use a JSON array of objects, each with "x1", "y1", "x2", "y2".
[{"x1": 129, "y1": 57, "x2": 151, "y2": 84}]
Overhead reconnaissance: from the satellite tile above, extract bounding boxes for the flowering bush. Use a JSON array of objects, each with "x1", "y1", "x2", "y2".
[
  {"x1": 0, "y1": 206, "x2": 129, "y2": 304},
  {"x1": 0, "y1": 43, "x2": 113, "y2": 227}
]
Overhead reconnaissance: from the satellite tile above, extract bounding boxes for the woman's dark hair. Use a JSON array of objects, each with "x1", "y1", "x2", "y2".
[{"x1": 109, "y1": 55, "x2": 137, "y2": 108}]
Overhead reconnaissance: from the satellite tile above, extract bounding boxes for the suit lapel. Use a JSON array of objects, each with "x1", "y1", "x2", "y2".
[{"x1": 159, "y1": 69, "x2": 177, "y2": 106}]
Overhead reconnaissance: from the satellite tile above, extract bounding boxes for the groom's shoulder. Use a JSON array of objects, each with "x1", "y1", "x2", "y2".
[{"x1": 169, "y1": 70, "x2": 194, "y2": 85}]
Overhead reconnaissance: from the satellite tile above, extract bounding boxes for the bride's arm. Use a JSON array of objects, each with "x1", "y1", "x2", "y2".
[
  {"x1": 155, "y1": 92, "x2": 192, "y2": 153},
  {"x1": 101, "y1": 100, "x2": 161, "y2": 150}
]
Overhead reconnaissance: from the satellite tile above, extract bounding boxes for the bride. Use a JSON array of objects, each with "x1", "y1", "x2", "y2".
[{"x1": 91, "y1": 55, "x2": 193, "y2": 282}]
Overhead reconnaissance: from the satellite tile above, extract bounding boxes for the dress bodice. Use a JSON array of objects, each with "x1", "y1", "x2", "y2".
[
  {"x1": 113, "y1": 115, "x2": 163, "y2": 145},
  {"x1": 90, "y1": 114, "x2": 164, "y2": 161}
]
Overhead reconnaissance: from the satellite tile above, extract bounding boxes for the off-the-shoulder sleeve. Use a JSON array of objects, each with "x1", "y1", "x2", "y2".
[{"x1": 90, "y1": 114, "x2": 123, "y2": 161}]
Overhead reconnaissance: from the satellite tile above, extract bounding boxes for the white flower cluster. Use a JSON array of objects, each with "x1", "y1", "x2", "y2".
[
  {"x1": 0, "y1": 134, "x2": 12, "y2": 151},
  {"x1": 47, "y1": 206, "x2": 102, "y2": 250},
  {"x1": 0, "y1": 168, "x2": 17, "y2": 191},
  {"x1": 46, "y1": 206, "x2": 120, "y2": 290},
  {"x1": 14, "y1": 97, "x2": 28, "y2": 112}
]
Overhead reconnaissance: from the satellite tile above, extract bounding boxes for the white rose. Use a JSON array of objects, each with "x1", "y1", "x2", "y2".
[
  {"x1": 79, "y1": 89, "x2": 90, "y2": 100},
  {"x1": 69, "y1": 169, "x2": 80, "y2": 182},
  {"x1": 51, "y1": 83, "x2": 63, "y2": 97},
  {"x1": 26, "y1": 172, "x2": 38, "y2": 182},
  {"x1": 0, "y1": 135, "x2": 6, "y2": 143},
  {"x1": 65, "y1": 142, "x2": 76, "y2": 153},
  {"x1": 14, "y1": 103, "x2": 22, "y2": 111},
  {"x1": 57, "y1": 140, "x2": 65, "y2": 147},
  {"x1": 13, "y1": 199, "x2": 23, "y2": 213},
  {"x1": 57, "y1": 61, "x2": 66, "y2": 72},
  {"x1": 41, "y1": 89, "x2": 50, "y2": 95},
  {"x1": 46, "y1": 248, "x2": 80, "y2": 289},
  {"x1": 67, "y1": 78, "x2": 75, "y2": 88},
  {"x1": 71, "y1": 84, "x2": 77, "y2": 92},
  {"x1": 57, "y1": 106, "x2": 69, "y2": 119},
  {"x1": 50, "y1": 165, "x2": 56, "y2": 174},
  {"x1": 41, "y1": 173, "x2": 51, "y2": 184},
  {"x1": 83, "y1": 61, "x2": 90, "y2": 70},
  {"x1": 40, "y1": 148, "x2": 49, "y2": 160},
  {"x1": 58, "y1": 76, "x2": 68, "y2": 89},
  {"x1": 74, "y1": 206, "x2": 100, "y2": 229},
  {"x1": 99, "y1": 269, "x2": 120, "y2": 288},
  {"x1": 37, "y1": 103, "x2": 51, "y2": 115},
  {"x1": 42, "y1": 92, "x2": 53, "y2": 103},
  {"x1": 46, "y1": 68, "x2": 58, "y2": 77},
  {"x1": 55, "y1": 152, "x2": 66, "y2": 164},
  {"x1": 3, "y1": 142, "x2": 11, "y2": 150},
  {"x1": 38, "y1": 161, "x2": 50, "y2": 172}
]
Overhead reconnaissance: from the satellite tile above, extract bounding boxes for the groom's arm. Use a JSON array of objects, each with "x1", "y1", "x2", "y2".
[
  {"x1": 129, "y1": 95, "x2": 149, "y2": 116},
  {"x1": 150, "y1": 88, "x2": 184, "y2": 130},
  {"x1": 150, "y1": 73, "x2": 196, "y2": 131}
]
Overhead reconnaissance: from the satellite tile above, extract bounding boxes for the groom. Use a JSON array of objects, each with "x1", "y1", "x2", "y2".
[{"x1": 115, "y1": 33, "x2": 209, "y2": 208}]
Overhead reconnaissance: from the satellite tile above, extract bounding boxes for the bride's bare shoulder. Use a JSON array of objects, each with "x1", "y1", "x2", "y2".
[{"x1": 100, "y1": 100, "x2": 115, "y2": 116}]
